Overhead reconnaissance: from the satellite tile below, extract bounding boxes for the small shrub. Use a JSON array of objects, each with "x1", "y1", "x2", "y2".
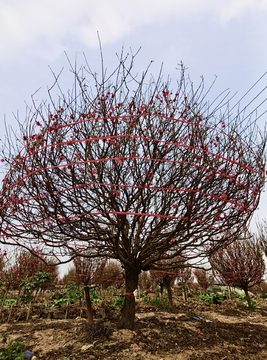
[
  {"x1": 198, "y1": 291, "x2": 227, "y2": 304},
  {"x1": 110, "y1": 296, "x2": 125, "y2": 308},
  {"x1": 243, "y1": 299, "x2": 260, "y2": 308},
  {"x1": 0, "y1": 299, "x2": 17, "y2": 307},
  {"x1": 0, "y1": 333, "x2": 25, "y2": 360},
  {"x1": 45, "y1": 285, "x2": 103, "y2": 307}
]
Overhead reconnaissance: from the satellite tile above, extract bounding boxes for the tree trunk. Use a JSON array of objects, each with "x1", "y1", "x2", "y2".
[
  {"x1": 84, "y1": 286, "x2": 94, "y2": 324},
  {"x1": 120, "y1": 266, "x2": 139, "y2": 329},
  {"x1": 183, "y1": 286, "x2": 188, "y2": 302},
  {"x1": 244, "y1": 288, "x2": 251, "y2": 308},
  {"x1": 165, "y1": 279, "x2": 173, "y2": 308}
]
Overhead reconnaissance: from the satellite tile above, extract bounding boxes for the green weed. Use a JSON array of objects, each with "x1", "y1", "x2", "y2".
[
  {"x1": 144, "y1": 296, "x2": 169, "y2": 308},
  {"x1": 110, "y1": 296, "x2": 125, "y2": 308},
  {"x1": 198, "y1": 291, "x2": 227, "y2": 304},
  {"x1": 0, "y1": 333, "x2": 25, "y2": 360}
]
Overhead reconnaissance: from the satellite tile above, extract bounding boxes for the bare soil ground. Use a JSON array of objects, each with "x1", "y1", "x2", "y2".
[{"x1": 0, "y1": 297, "x2": 267, "y2": 359}]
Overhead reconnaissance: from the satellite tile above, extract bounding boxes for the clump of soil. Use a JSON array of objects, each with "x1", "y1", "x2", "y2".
[{"x1": 0, "y1": 298, "x2": 267, "y2": 359}]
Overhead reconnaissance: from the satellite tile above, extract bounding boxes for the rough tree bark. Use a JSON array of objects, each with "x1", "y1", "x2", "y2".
[
  {"x1": 165, "y1": 278, "x2": 173, "y2": 308},
  {"x1": 120, "y1": 266, "x2": 139, "y2": 330}
]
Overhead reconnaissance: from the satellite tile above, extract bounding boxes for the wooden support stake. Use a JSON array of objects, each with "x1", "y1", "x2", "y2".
[
  {"x1": 7, "y1": 304, "x2": 13, "y2": 323},
  {"x1": 183, "y1": 287, "x2": 188, "y2": 302},
  {"x1": 80, "y1": 299, "x2": 84, "y2": 318},
  {"x1": 17, "y1": 309, "x2": 22, "y2": 322},
  {"x1": 26, "y1": 302, "x2": 31, "y2": 321},
  {"x1": 1, "y1": 289, "x2": 8, "y2": 310},
  {"x1": 65, "y1": 300, "x2": 69, "y2": 320}
]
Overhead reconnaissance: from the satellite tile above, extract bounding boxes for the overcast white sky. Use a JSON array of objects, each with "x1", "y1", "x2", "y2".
[{"x1": 1, "y1": 0, "x2": 267, "y2": 272}]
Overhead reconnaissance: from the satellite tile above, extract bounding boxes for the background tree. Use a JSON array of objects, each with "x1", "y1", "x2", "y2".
[
  {"x1": 193, "y1": 268, "x2": 214, "y2": 291},
  {"x1": 0, "y1": 248, "x2": 59, "y2": 305},
  {"x1": 256, "y1": 219, "x2": 267, "y2": 256},
  {"x1": 0, "y1": 52, "x2": 266, "y2": 328},
  {"x1": 176, "y1": 266, "x2": 192, "y2": 286},
  {"x1": 151, "y1": 258, "x2": 192, "y2": 307},
  {"x1": 209, "y1": 234, "x2": 265, "y2": 307},
  {"x1": 15, "y1": 248, "x2": 59, "y2": 288},
  {"x1": 74, "y1": 253, "x2": 106, "y2": 324},
  {"x1": 61, "y1": 266, "x2": 79, "y2": 285},
  {"x1": 99, "y1": 261, "x2": 124, "y2": 290},
  {"x1": 139, "y1": 271, "x2": 154, "y2": 292},
  {"x1": 175, "y1": 265, "x2": 192, "y2": 301},
  {"x1": 0, "y1": 249, "x2": 6, "y2": 274},
  {"x1": 0, "y1": 250, "x2": 18, "y2": 307}
]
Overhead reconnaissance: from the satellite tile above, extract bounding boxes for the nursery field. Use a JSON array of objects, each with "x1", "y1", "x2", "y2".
[{"x1": 0, "y1": 293, "x2": 267, "y2": 360}]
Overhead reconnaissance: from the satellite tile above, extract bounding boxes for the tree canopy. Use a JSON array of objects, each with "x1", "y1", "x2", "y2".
[
  {"x1": 0, "y1": 51, "x2": 266, "y2": 328},
  {"x1": 210, "y1": 234, "x2": 265, "y2": 307}
]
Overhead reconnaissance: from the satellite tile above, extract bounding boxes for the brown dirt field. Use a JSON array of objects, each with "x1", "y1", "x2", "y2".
[{"x1": 0, "y1": 297, "x2": 267, "y2": 359}]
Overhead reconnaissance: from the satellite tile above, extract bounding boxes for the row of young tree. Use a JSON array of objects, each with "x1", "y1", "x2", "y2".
[
  {"x1": 0, "y1": 248, "x2": 58, "y2": 306},
  {"x1": 68, "y1": 231, "x2": 266, "y2": 314},
  {"x1": 2, "y1": 230, "x2": 264, "y2": 324},
  {"x1": 0, "y1": 51, "x2": 266, "y2": 328}
]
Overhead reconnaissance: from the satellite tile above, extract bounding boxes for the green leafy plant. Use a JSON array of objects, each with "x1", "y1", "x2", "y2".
[
  {"x1": 0, "y1": 299, "x2": 17, "y2": 307},
  {"x1": 236, "y1": 293, "x2": 246, "y2": 300},
  {"x1": 110, "y1": 296, "x2": 125, "y2": 308},
  {"x1": 0, "y1": 333, "x2": 25, "y2": 360},
  {"x1": 144, "y1": 295, "x2": 169, "y2": 308},
  {"x1": 189, "y1": 353, "x2": 197, "y2": 360},
  {"x1": 243, "y1": 299, "x2": 260, "y2": 308},
  {"x1": 44, "y1": 297, "x2": 68, "y2": 308},
  {"x1": 47, "y1": 284, "x2": 83, "y2": 307},
  {"x1": 107, "y1": 286, "x2": 119, "y2": 297},
  {"x1": 89, "y1": 287, "x2": 102, "y2": 302},
  {"x1": 198, "y1": 291, "x2": 227, "y2": 304},
  {"x1": 20, "y1": 271, "x2": 52, "y2": 305},
  {"x1": 45, "y1": 285, "x2": 103, "y2": 307},
  {"x1": 95, "y1": 343, "x2": 105, "y2": 350}
]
